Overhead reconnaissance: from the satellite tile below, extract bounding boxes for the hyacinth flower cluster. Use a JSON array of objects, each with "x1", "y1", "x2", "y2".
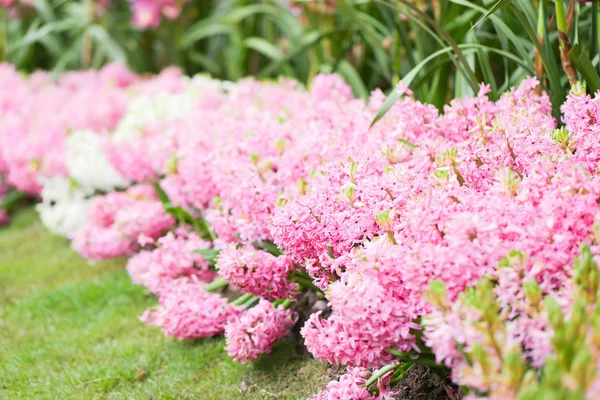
[
  {"x1": 7, "y1": 61, "x2": 600, "y2": 398},
  {"x1": 141, "y1": 277, "x2": 242, "y2": 341},
  {"x1": 216, "y1": 244, "x2": 298, "y2": 301},
  {"x1": 71, "y1": 185, "x2": 175, "y2": 259},
  {"x1": 424, "y1": 245, "x2": 600, "y2": 399},
  {"x1": 224, "y1": 299, "x2": 297, "y2": 363},
  {"x1": 310, "y1": 366, "x2": 397, "y2": 400},
  {"x1": 126, "y1": 228, "x2": 216, "y2": 295}
]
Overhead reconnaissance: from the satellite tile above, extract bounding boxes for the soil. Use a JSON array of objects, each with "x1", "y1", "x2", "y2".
[
  {"x1": 291, "y1": 290, "x2": 329, "y2": 355},
  {"x1": 391, "y1": 365, "x2": 460, "y2": 400}
]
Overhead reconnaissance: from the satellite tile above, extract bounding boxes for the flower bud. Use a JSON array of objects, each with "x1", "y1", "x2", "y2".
[
  {"x1": 571, "y1": 81, "x2": 586, "y2": 97},
  {"x1": 571, "y1": 347, "x2": 594, "y2": 390},
  {"x1": 428, "y1": 280, "x2": 447, "y2": 308},
  {"x1": 275, "y1": 139, "x2": 286, "y2": 155},
  {"x1": 472, "y1": 344, "x2": 492, "y2": 376},
  {"x1": 502, "y1": 349, "x2": 525, "y2": 389},
  {"x1": 435, "y1": 148, "x2": 458, "y2": 167},
  {"x1": 544, "y1": 297, "x2": 564, "y2": 331},
  {"x1": 434, "y1": 168, "x2": 449, "y2": 182},
  {"x1": 376, "y1": 209, "x2": 395, "y2": 231},
  {"x1": 573, "y1": 245, "x2": 599, "y2": 301},
  {"x1": 523, "y1": 280, "x2": 542, "y2": 306},
  {"x1": 166, "y1": 155, "x2": 178, "y2": 175},
  {"x1": 345, "y1": 184, "x2": 356, "y2": 204},
  {"x1": 297, "y1": 178, "x2": 308, "y2": 195}
]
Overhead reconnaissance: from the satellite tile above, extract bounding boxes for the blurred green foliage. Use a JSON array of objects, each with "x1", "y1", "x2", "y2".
[{"x1": 2, "y1": 0, "x2": 600, "y2": 115}]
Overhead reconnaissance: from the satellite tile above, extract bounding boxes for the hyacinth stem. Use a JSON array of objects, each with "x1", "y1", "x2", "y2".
[
  {"x1": 243, "y1": 295, "x2": 259, "y2": 309},
  {"x1": 556, "y1": 0, "x2": 577, "y2": 86},
  {"x1": 280, "y1": 299, "x2": 293, "y2": 309},
  {"x1": 0, "y1": 9, "x2": 6, "y2": 61},
  {"x1": 230, "y1": 293, "x2": 260, "y2": 308},
  {"x1": 203, "y1": 277, "x2": 229, "y2": 292},
  {"x1": 231, "y1": 293, "x2": 253, "y2": 306},
  {"x1": 81, "y1": 0, "x2": 94, "y2": 69},
  {"x1": 364, "y1": 363, "x2": 401, "y2": 389},
  {"x1": 556, "y1": 0, "x2": 567, "y2": 39},
  {"x1": 389, "y1": 363, "x2": 415, "y2": 386},
  {"x1": 191, "y1": 218, "x2": 202, "y2": 238},
  {"x1": 593, "y1": 2, "x2": 600, "y2": 74},
  {"x1": 292, "y1": 272, "x2": 322, "y2": 293},
  {"x1": 201, "y1": 216, "x2": 217, "y2": 242},
  {"x1": 534, "y1": 0, "x2": 546, "y2": 86}
]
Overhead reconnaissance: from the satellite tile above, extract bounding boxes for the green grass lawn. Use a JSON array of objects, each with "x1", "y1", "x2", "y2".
[{"x1": 0, "y1": 208, "x2": 330, "y2": 400}]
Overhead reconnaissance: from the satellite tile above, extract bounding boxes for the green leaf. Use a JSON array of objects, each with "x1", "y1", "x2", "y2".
[
  {"x1": 244, "y1": 37, "x2": 284, "y2": 61},
  {"x1": 221, "y1": 4, "x2": 278, "y2": 24},
  {"x1": 392, "y1": 0, "x2": 480, "y2": 92},
  {"x1": 398, "y1": 138, "x2": 417, "y2": 148},
  {"x1": 472, "y1": 31, "x2": 497, "y2": 98},
  {"x1": 326, "y1": 246, "x2": 335, "y2": 259},
  {"x1": 9, "y1": 19, "x2": 81, "y2": 51},
  {"x1": 450, "y1": 0, "x2": 530, "y2": 64},
  {"x1": 592, "y1": 3, "x2": 599, "y2": 74},
  {"x1": 87, "y1": 25, "x2": 126, "y2": 62},
  {"x1": 336, "y1": 60, "x2": 369, "y2": 100},
  {"x1": 569, "y1": 43, "x2": 600, "y2": 93},
  {"x1": 253, "y1": 240, "x2": 283, "y2": 256},
  {"x1": 32, "y1": 0, "x2": 56, "y2": 23},
  {"x1": 51, "y1": 37, "x2": 81, "y2": 75},
  {"x1": 370, "y1": 42, "x2": 536, "y2": 127},
  {"x1": 194, "y1": 248, "x2": 220, "y2": 264},
  {"x1": 164, "y1": 205, "x2": 196, "y2": 223},
  {"x1": 509, "y1": 3, "x2": 564, "y2": 118},
  {"x1": 470, "y1": 0, "x2": 514, "y2": 31},
  {"x1": 182, "y1": 21, "x2": 235, "y2": 48},
  {"x1": 151, "y1": 182, "x2": 170, "y2": 206},
  {"x1": 0, "y1": 190, "x2": 27, "y2": 212},
  {"x1": 188, "y1": 52, "x2": 221, "y2": 76},
  {"x1": 370, "y1": 45, "x2": 471, "y2": 128},
  {"x1": 258, "y1": 29, "x2": 351, "y2": 78}
]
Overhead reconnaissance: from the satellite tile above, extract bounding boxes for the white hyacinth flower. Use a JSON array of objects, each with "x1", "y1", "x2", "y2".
[
  {"x1": 66, "y1": 130, "x2": 129, "y2": 193},
  {"x1": 113, "y1": 75, "x2": 224, "y2": 143},
  {"x1": 36, "y1": 177, "x2": 91, "y2": 237}
]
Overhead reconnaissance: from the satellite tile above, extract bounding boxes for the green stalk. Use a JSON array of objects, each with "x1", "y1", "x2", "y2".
[
  {"x1": 537, "y1": 1, "x2": 544, "y2": 37},
  {"x1": 231, "y1": 292, "x2": 253, "y2": 306},
  {"x1": 292, "y1": 272, "x2": 322, "y2": 293},
  {"x1": 81, "y1": 0, "x2": 95, "y2": 69},
  {"x1": 555, "y1": 0, "x2": 566, "y2": 34},
  {"x1": 204, "y1": 277, "x2": 229, "y2": 292},
  {"x1": 230, "y1": 293, "x2": 259, "y2": 308},
  {"x1": 242, "y1": 296, "x2": 259, "y2": 309},
  {"x1": 534, "y1": 0, "x2": 545, "y2": 87},
  {"x1": 598, "y1": 3, "x2": 600, "y2": 61},
  {"x1": 593, "y1": 2, "x2": 599, "y2": 74},
  {"x1": 196, "y1": 209, "x2": 217, "y2": 241},
  {"x1": 555, "y1": 0, "x2": 577, "y2": 85},
  {"x1": 280, "y1": 298, "x2": 292, "y2": 309},
  {"x1": 363, "y1": 363, "x2": 401, "y2": 389},
  {"x1": 0, "y1": 9, "x2": 6, "y2": 62},
  {"x1": 202, "y1": 217, "x2": 217, "y2": 241}
]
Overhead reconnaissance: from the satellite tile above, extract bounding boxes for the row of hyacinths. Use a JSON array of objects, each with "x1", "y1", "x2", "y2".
[{"x1": 3, "y1": 61, "x2": 600, "y2": 399}]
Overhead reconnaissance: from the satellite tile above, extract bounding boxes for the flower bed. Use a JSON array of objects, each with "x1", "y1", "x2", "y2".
[{"x1": 2, "y1": 62, "x2": 600, "y2": 398}]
